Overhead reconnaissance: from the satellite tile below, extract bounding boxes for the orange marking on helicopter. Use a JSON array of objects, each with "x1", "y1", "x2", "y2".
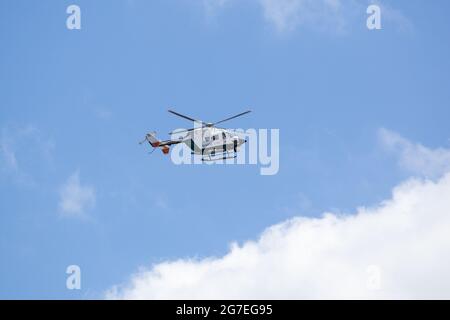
[{"x1": 162, "y1": 146, "x2": 170, "y2": 154}]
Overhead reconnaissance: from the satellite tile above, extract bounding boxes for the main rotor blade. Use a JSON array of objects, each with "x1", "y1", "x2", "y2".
[
  {"x1": 168, "y1": 127, "x2": 196, "y2": 135},
  {"x1": 169, "y1": 127, "x2": 207, "y2": 135},
  {"x1": 213, "y1": 110, "x2": 251, "y2": 126},
  {"x1": 168, "y1": 109, "x2": 201, "y2": 123}
]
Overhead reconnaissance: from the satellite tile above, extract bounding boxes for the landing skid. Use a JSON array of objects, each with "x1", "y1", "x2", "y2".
[{"x1": 201, "y1": 152, "x2": 237, "y2": 162}]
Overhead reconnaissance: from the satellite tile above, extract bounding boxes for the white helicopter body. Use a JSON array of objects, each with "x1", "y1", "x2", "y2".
[{"x1": 141, "y1": 109, "x2": 250, "y2": 161}]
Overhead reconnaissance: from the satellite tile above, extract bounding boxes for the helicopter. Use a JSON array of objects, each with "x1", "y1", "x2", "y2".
[{"x1": 140, "y1": 109, "x2": 251, "y2": 161}]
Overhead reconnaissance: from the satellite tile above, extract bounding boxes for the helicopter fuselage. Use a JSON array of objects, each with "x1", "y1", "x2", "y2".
[{"x1": 180, "y1": 127, "x2": 246, "y2": 157}]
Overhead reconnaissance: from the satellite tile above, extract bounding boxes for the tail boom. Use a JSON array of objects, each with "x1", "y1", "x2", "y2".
[{"x1": 141, "y1": 132, "x2": 181, "y2": 155}]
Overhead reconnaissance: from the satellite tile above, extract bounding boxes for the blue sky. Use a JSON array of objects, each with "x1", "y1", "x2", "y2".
[{"x1": 1, "y1": 0, "x2": 450, "y2": 299}]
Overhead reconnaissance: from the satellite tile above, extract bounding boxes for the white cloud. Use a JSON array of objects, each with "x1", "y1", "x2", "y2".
[
  {"x1": 106, "y1": 131, "x2": 450, "y2": 299},
  {"x1": 203, "y1": 0, "x2": 230, "y2": 16},
  {"x1": 371, "y1": 0, "x2": 413, "y2": 33},
  {"x1": 379, "y1": 128, "x2": 450, "y2": 179},
  {"x1": 259, "y1": 0, "x2": 347, "y2": 33},
  {"x1": 58, "y1": 171, "x2": 96, "y2": 218},
  {"x1": 0, "y1": 125, "x2": 54, "y2": 186},
  {"x1": 198, "y1": 0, "x2": 411, "y2": 34},
  {"x1": 0, "y1": 134, "x2": 18, "y2": 171}
]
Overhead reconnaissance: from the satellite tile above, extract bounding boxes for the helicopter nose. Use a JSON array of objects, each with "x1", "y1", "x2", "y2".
[{"x1": 233, "y1": 136, "x2": 244, "y2": 144}]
